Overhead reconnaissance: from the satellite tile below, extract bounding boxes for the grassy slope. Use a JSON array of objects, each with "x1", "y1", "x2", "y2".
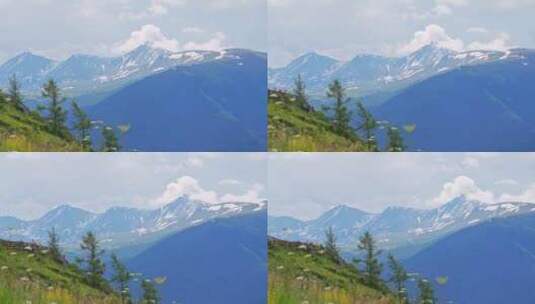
[
  {"x1": 268, "y1": 91, "x2": 368, "y2": 152},
  {"x1": 269, "y1": 239, "x2": 395, "y2": 304},
  {"x1": 0, "y1": 103, "x2": 83, "y2": 152},
  {"x1": 0, "y1": 240, "x2": 120, "y2": 304}
]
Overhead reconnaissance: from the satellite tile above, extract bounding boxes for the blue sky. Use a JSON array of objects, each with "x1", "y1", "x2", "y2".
[
  {"x1": 0, "y1": 153, "x2": 267, "y2": 220},
  {"x1": 0, "y1": 0, "x2": 266, "y2": 63},
  {"x1": 268, "y1": 153, "x2": 535, "y2": 220},
  {"x1": 269, "y1": 0, "x2": 535, "y2": 67}
]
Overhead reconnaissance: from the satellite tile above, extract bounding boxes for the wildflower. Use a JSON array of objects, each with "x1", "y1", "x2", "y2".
[
  {"x1": 276, "y1": 265, "x2": 284, "y2": 270},
  {"x1": 304, "y1": 254, "x2": 312, "y2": 258},
  {"x1": 287, "y1": 252, "x2": 295, "y2": 256},
  {"x1": 26, "y1": 268, "x2": 32, "y2": 273},
  {"x1": 1, "y1": 266, "x2": 8, "y2": 271},
  {"x1": 20, "y1": 276, "x2": 30, "y2": 282},
  {"x1": 318, "y1": 250, "x2": 325, "y2": 254},
  {"x1": 24, "y1": 246, "x2": 32, "y2": 251},
  {"x1": 296, "y1": 276, "x2": 304, "y2": 281},
  {"x1": 298, "y1": 244, "x2": 307, "y2": 250},
  {"x1": 28, "y1": 254, "x2": 35, "y2": 258},
  {"x1": 10, "y1": 252, "x2": 17, "y2": 256},
  {"x1": 303, "y1": 268, "x2": 310, "y2": 272}
]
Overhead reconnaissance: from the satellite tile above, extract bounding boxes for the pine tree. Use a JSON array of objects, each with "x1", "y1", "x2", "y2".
[
  {"x1": 42, "y1": 79, "x2": 68, "y2": 137},
  {"x1": 387, "y1": 127, "x2": 405, "y2": 152},
  {"x1": 293, "y1": 74, "x2": 312, "y2": 111},
  {"x1": 326, "y1": 80, "x2": 353, "y2": 139},
  {"x1": 111, "y1": 253, "x2": 132, "y2": 304},
  {"x1": 101, "y1": 126, "x2": 121, "y2": 152},
  {"x1": 71, "y1": 101, "x2": 92, "y2": 150},
  {"x1": 388, "y1": 254, "x2": 409, "y2": 304},
  {"x1": 141, "y1": 279, "x2": 160, "y2": 304},
  {"x1": 357, "y1": 231, "x2": 384, "y2": 290},
  {"x1": 324, "y1": 226, "x2": 340, "y2": 263},
  {"x1": 47, "y1": 227, "x2": 64, "y2": 264},
  {"x1": 356, "y1": 101, "x2": 378, "y2": 151},
  {"x1": 7, "y1": 75, "x2": 25, "y2": 111},
  {"x1": 418, "y1": 278, "x2": 436, "y2": 304},
  {"x1": 80, "y1": 232, "x2": 107, "y2": 290}
]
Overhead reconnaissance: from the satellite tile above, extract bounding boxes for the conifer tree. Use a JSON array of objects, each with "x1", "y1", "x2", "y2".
[
  {"x1": 141, "y1": 279, "x2": 160, "y2": 304},
  {"x1": 388, "y1": 254, "x2": 409, "y2": 304},
  {"x1": 47, "y1": 227, "x2": 64, "y2": 264},
  {"x1": 80, "y1": 232, "x2": 107, "y2": 290},
  {"x1": 42, "y1": 79, "x2": 68, "y2": 137},
  {"x1": 417, "y1": 278, "x2": 436, "y2": 304},
  {"x1": 71, "y1": 101, "x2": 92, "y2": 150},
  {"x1": 387, "y1": 127, "x2": 405, "y2": 152},
  {"x1": 324, "y1": 226, "x2": 340, "y2": 263},
  {"x1": 293, "y1": 74, "x2": 311, "y2": 111},
  {"x1": 357, "y1": 231, "x2": 384, "y2": 290},
  {"x1": 111, "y1": 253, "x2": 132, "y2": 304},
  {"x1": 356, "y1": 101, "x2": 378, "y2": 151},
  {"x1": 7, "y1": 75, "x2": 25, "y2": 111},
  {"x1": 326, "y1": 80, "x2": 353, "y2": 138},
  {"x1": 101, "y1": 126, "x2": 121, "y2": 152}
]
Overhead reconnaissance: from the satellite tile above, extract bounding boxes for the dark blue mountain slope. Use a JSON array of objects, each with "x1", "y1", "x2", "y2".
[
  {"x1": 88, "y1": 50, "x2": 267, "y2": 151},
  {"x1": 405, "y1": 213, "x2": 535, "y2": 304},
  {"x1": 126, "y1": 211, "x2": 267, "y2": 304},
  {"x1": 374, "y1": 50, "x2": 535, "y2": 151}
]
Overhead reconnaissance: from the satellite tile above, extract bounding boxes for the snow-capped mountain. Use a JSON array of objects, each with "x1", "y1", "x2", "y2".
[
  {"x1": 268, "y1": 196, "x2": 535, "y2": 250},
  {"x1": 0, "y1": 45, "x2": 250, "y2": 97},
  {"x1": 269, "y1": 43, "x2": 516, "y2": 97},
  {"x1": 0, "y1": 196, "x2": 266, "y2": 250}
]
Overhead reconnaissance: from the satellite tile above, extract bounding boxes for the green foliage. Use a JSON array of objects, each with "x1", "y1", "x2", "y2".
[
  {"x1": 79, "y1": 232, "x2": 108, "y2": 291},
  {"x1": 7, "y1": 75, "x2": 26, "y2": 112},
  {"x1": 140, "y1": 279, "x2": 160, "y2": 304},
  {"x1": 356, "y1": 101, "x2": 378, "y2": 151},
  {"x1": 0, "y1": 240, "x2": 121, "y2": 304},
  {"x1": 293, "y1": 74, "x2": 313, "y2": 112},
  {"x1": 101, "y1": 126, "x2": 121, "y2": 152},
  {"x1": 356, "y1": 232, "x2": 385, "y2": 291},
  {"x1": 324, "y1": 226, "x2": 341, "y2": 264},
  {"x1": 111, "y1": 254, "x2": 132, "y2": 304},
  {"x1": 42, "y1": 79, "x2": 69, "y2": 138},
  {"x1": 387, "y1": 254, "x2": 409, "y2": 304},
  {"x1": 268, "y1": 91, "x2": 368, "y2": 152},
  {"x1": 48, "y1": 228, "x2": 64, "y2": 264},
  {"x1": 268, "y1": 239, "x2": 395, "y2": 304},
  {"x1": 417, "y1": 279, "x2": 436, "y2": 304},
  {"x1": 326, "y1": 80, "x2": 354, "y2": 139},
  {"x1": 387, "y1": 127, "x2": 405, "y2": 152},
  {"x1": 72, "y1": 100, "x2": 92, "y2": 150}
]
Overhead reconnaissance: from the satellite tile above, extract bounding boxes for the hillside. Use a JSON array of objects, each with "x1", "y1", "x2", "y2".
[
  {"x1": 268, "y1": 90, "x2": 367, "y2": 152},
  {"x1": 127, "y1": 211, "x2": 267, "y2": 304},
  {"x1": 405, "y1": 213, "x2": 535, "y2": 304},
  {"x1": 374, "y1": 49, "x2": 535, "y2": 151},
  {"x1": 0, "y1": 101, "x2": 82, "y2": 152},
  {"x1": 0, "y1": 240, "x2": 119, "y2": 304},
  {"x1": 88, "y1": 49, "x2": 267, "y2": 152},
  {"x1": 269, "y1": 238, "x2": 394, "y2": 304}
]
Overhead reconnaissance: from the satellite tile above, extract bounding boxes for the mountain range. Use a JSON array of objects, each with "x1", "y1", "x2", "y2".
[
  {"x1": 0, "y1": 196, "x2": 266, "y2": 250},
  {"x1": 269, "y1": 44, "x2": 514, "y2": 98},
  {"x1": 0, "y1": 45, "x2": 242, "y2": 98},
  {"x1": 268, "y1": 196, "x2": 535, "y2": 250}
]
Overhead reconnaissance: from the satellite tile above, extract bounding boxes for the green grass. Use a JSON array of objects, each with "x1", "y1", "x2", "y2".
[
  {"x1": 0, "y1": 240, "x2": 120, "y2": 304},
  {"x1": 268, "y1": 91, "x2": 368, "y2": 152},
  {"x1": 269, "y1": 239, "x2": 395, "y2": 304},
  {"x1": 0, "y1": 103, "x2": 84, "y2": 152}
]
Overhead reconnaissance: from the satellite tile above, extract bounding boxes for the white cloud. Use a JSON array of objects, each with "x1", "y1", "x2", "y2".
[
  {"x1": 467, "y1": 32, "x2": 512, "y2": 51},
  {"x1": 148, "y1": 0, "x2": 185, "y2": 15},
  {"x1": 462, "y1": 156, "x2": 480, "y2": 168},
  {"x1": 495, "y1": 179, "x2": 518, "y2": 186},
  {"x1": 398, "y1": 24, "x2": 513, "y2": 55},
  {"x1": 114, "y1": 24, "x2": 180, "y2": 53},
  {"x1": 113, "y1": 24, "x2": 227, "y2": 54},
  {"x1": 499, "y1": 183, "x2": 535, "y2": 203},
  {"x1": 154, "y1": 176, "x2": 264, "y2": 206},
  {"x1": 155, "y1": 176, "x2": 219, "y2": 205},
  {"x1": 467, "y1": 27, "x2": 489, "y2": 34},
  {"x1": 398, "y1": 24, "x2": 464, "y2": 54},
  {"x1": 432, "y1": 176, "x2": 495, "y2": 206},
  {"x1": 219, "y1": 179, "x2": 242, "y2": 185}
]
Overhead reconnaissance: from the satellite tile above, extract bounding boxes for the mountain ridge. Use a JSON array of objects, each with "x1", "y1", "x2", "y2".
[
  {"x1": 0, "y1": 196, "x2": 266, "y2": 250},
  {"x1": 269, "y1": 196, "x2": 535, "y2": 250}
]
